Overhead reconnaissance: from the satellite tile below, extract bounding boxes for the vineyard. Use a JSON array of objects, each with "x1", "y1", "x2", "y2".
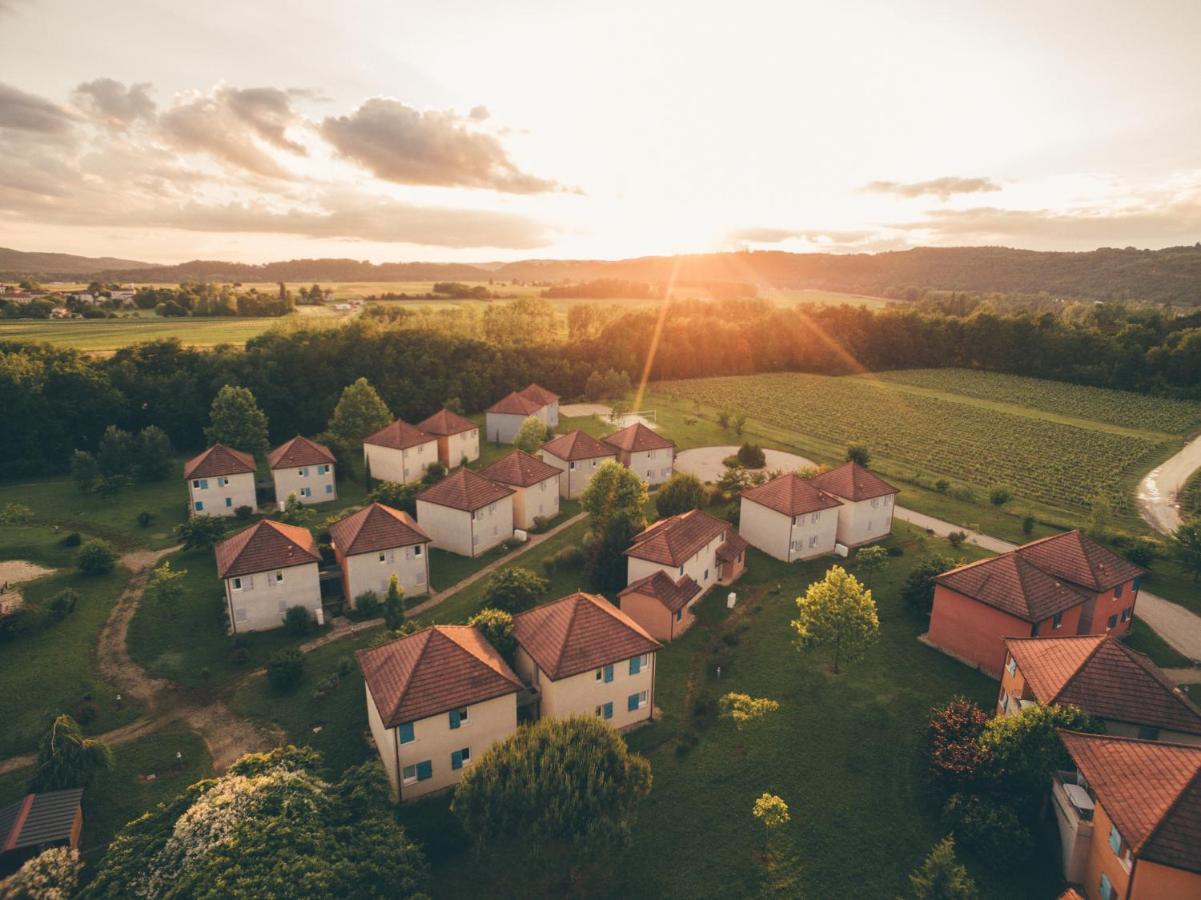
[
  {"x1": 653, "y1": 372, "x2": 1182, "y2": 515},
  {"x1": 872, "y1": 368, "x2": 1201, "y2": 435}
]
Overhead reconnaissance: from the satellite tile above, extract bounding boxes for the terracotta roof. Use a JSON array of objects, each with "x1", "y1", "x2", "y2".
[
  {"x1": 740, "y1": 473, "x2": 843, "y2": 517},
  {"x1": 416, "y1": 408, "x2": 477, "y2": 436},
  {"x1": 626, "y1": 509, "x2": 731, "y2": 567},
  {"x1": 215, "y1": 519, "x2": 320, "y2": 578},
  {"x1": 183, "y1": 443, "x2": 256, "y2": 479},
  {"x1": 936, "y1": 553, "x2": 1091, "y2": 621},
  {"x1": 519, "y1": 383, "x2": 559, "y2": 405},
  {"x1": 810, "y1": 461, "x2": 898, "y2": 501},
  {"x1": 363, "y1": 419, "x2": 435, "y2": 451},
  {"x1": 619, "y1": 570, "x2": 702, "y2": 613},
  {"x1": 1015, "y1": 530, "x2": 1145, "y2": 592},
  {"x1": 416, "y1": 467, "x2": 513, "y2": 512},
  {"x1": 1006, "y1": 636, "x2": 1201, "y2": 736},
  {"x1": 329, "y1": 503, "x2": 430, "y2": 557},
  {"x1": 478, "y1": 449, "x2": 562, "y2": 487},
  {"x1": 541, "y1": 430, "x2": 617, "y2": 462},
  {"x1": 602, "y1": 422, "x2": 675, "y2": 453},
  {"x1": 512, "y1": 592, "x2": 660, "y2": 680},
  {"x1": 717, "y1": 531, "x2": 749, "y2": 563},
  {"x1": 267, "y1": 435, "x2": 335, "y2": 470},
  {"x1": 356, "y1": 625, "x2": 522, "y2": 727},
  {"x1": 486, "y1": 391, "x2": 544, "y2": 416},
  {"x1": 0, "y1": 789, "x2": 83, "y2": 852},
  {"x1": 1060, "y1": 731, "x2": 1201, "y2": 873}
]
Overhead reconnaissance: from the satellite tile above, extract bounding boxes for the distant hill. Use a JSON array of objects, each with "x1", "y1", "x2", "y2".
[
  {"x1": 103, "y1": 258, "x2": 491, "y2": 284},
  {"x1": 0, "y1": 247, "x2": 156, "y2": 278}
]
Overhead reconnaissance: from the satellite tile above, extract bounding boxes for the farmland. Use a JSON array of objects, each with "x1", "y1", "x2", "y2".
[{"x1": 652, "y1": 370, "x2": 1198, "y2": 517}]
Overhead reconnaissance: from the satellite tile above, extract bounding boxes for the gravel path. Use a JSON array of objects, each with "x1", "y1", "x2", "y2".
[
  {"x1": 1137, "y1": 433, "x2": 1201, "y2": 534},
  {"x1": 675, "y1": 446, "x2": 814, "y2": 482}
]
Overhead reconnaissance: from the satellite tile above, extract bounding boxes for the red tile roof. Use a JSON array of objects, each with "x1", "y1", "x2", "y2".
[
  {"x1": 1006, "y1": 636, "x2": 1201, "y2": 736},
  {"x1": 717, "y1": 531, "x2": 749, "y2": 563},
  {"x1": 486, "y1": 391, "x2": 544, "y2": 416},
  {"x1": 602, "y1": 422, "x2": 675, "y2": 453},
  {"x1": 512, "y1": 592, "x2": 660, "y2": 680},
  {"x1": 416, "y1": 408, "x2": 477, "y2": 436},
  {"x1": 267, "y1": 435, "x2": 335, "y2": 470},
  {"x1": 519, "y1": 383, "x2": 559, "y2": 405},
  {"x1": 215, "y1": 520, "x2": 320, "y2": 578},
  {"x1": 363, "y1": 419, "x2": 435, "y2": 451},
  {"x1": 541, "y1": 430, "x2": 617, "y2": 462},
  {"x1": 329, "y1": 503, "x2": 430, "y2": 557},
  {"x1": 810, "y1": 461, "x2": 898, "y2": 501},
  {"x1": 356, "y1": 625, "x2": 522, "y2": 727},
  {"x1": 416, "y1": 467, "x2": 513, "y2": 512},
  {"x1": 1015, "y1": 530, "x2": 1145, "y2": 592},
  {"x1": 1060, "y1": 731, "x2": 1201, "y2": 873},
  {"x1": 740, "y1": 473, "x2": 843, "y2": 517},
  {"x1": 936, "y1": 552, "x2": 1091, "y2": 621},
  {"x1": 183, "y1": 443, "x2": 256, "y2": 479},
  {"x1": 626, "y1": 509, "x2": 731, "y2": 567},
  {"x1": 618, "y1": 570, "x2": 702, "y2": 613},
  {"x1": 478, "y1": 449, "x2": 562, "y2": 487}
]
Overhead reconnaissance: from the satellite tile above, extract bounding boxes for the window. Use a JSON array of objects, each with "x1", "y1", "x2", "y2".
[
  {"x1": 812, "y1": 512, "x2": 820, "y2": 522},
  {"x1": 1120, "y1": 607, "x2": 1131, "y2": 623},
  {"x1": 451, "y1": 747, "x2": 471, "y2": 770},
  {"x1": 379, "y1": 551, "x2": 387, "y2": 564},
  {"x1": 678, "y1": 564, "x2": 685, "y2": 576},
  {"x1": 416, "y1": 760, "x2": 432, "y2": 781},
  {"x1": 198, "y1": 478, "x2": 209, "y2": 489},
  {"x1": 194, "y1": 501, "x2": 204, "y2": 512},
  {"x1": 1031, "y1": 622, "x2": 1040, "y2": 637},
  {"x1": 675, "y1": 608, "x2": 682, "y2": 621},
  {"x1": 449, "y1": 707, "x2": 469, "y2": 728},
  {"x1": 1108, "y1": 825, "x2": 1122, "y2": 856},
  {"x1": 192, "y1": 479, "x2": 201, "y2": 489},
  {"x1": 398, "y1": 722, "x2": 414, "y2": 743},
  {"x1": 1006, "y1": 656, "x2": 1016, "y2": 676},
  {"x1": 569, "y1": 461, "x2": 576, "y2": 471},
  {"x1": 1114, "y1": 582, "x2": 1124, "y2": 598},
  {"x1": 592, "y1": 459, "x2": 598, "y2": 468},
  {"x1": 225, "y1": 497, "x2": 233, "y2": 507},
  {"x1": 1099, "y1": 873, "x2": 1113, "y2": 900},
  {"x1": 603, "y1": 664, "x2": 614, "y2": 683},
  {"x1": 325, "y1": 483, "x2": 333, "y2": 494},
  {"x1": 274, "y1": 571, "x2": 284, "y2": 584},
  {"x1": 232, "y1": 577, "x2": 243, "y2": 591},
  {"x1": 595, "y1": 702, "x2": 613, "y2": 720},
  {"x1": 704, "y1": 568, "x2": 709, "y2": 581},
  {"x1": 1107, "y1": 614, "x2": 1118, "y2": 630},
  {"x1": 629, "y1": 654, "x2": 648, "y2": 675},
  {"x1": 1132, "y1": 576, "x2": 1142, "y2": 591},
  {"x1": 299, "y1": 467, "x2": 308, "y2": 477},
  {"x1": 414, "y1": 545, "x2": 422, "y2": 557},
  {"x1": 1137, "y1": 725, "x2": 1160, "y2": 740},
  {"x1": 301, "y1": 487, "x2": 311, "y2": 498},
  {"x1": 1052, "y1": 612, "x2": 1063, "y2": 629},
  {"x1": 1001, "y1": 693, "x2": 1009, "y2": 713},
  {"x1": 809, "y1": 535, "x2": 818, "y2": 548},
  {"x1": 628, "y1": 690, "x2": 648, "y2": 711}
]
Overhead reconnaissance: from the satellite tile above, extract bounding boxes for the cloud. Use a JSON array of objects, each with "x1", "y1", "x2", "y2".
[
  {"x1": 321, "y1": 98, "x2": 561, "y2": 193},
  {"x1": 0, "y1": 81, "x2": 76, "y2": 133},
  {"x1": 728, "y1": 226, "x2": 887, "y2": 249},
  {"x1": 160, "y1": 86, "x2": 308, "y2": 178},
  {"x1": 468, "y1": 105, "x2": 490, "y2": 121},
  {"x1": 72, "y1": 78, "x2": 156, "y2": 128},
  {"x1": 865, "y1": 176, "x2": 1002, "y2": 200}
]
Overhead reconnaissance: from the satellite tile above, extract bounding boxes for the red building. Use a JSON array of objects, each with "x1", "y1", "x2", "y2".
[{"x1": 926, "y1": 530, "x2": 1145, "y2": 678}]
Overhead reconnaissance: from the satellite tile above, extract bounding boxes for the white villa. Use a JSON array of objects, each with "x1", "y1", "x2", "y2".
[
  {"x1": 330, "y1": 502, "x2": 431, "y2": 606},
  {"x1": 416, "y1": 409, "x2": 480, "y2": 468},
  {"x1": 268, "y1": 435, "x2": 337, "y2": 510},
  {"x1": 363, "y1": 419, "x2": 438, "y2": 485},
  {"x1": 183, "y1": 444, "x2": 257, "y2": 517},
  {"x1": 215, "y1": 520, "x2": 322, "y2": 633},
  {"x1": 484, "y1": 383, "x2": 559, "y2": 443},
  {"x1": 738, "y1": 473, "x2": 843, "y2": 562},
  {"x1": 810, "y1": 461, "x2": 899, "y2": 547},
  {"x1": 477, "y1": 450, "x2": 561, "y2": 530},
  {"x1": 415, "y1": 468, "x2": 515, "y2": 557},
  {"x1": 625, "y1": 509, "x2": 748, "y2": 598},
  {"x1": 540, "y1": 431, "x2": 617, "y2": 499},
  {"x1": 603, "y1": 422, "x2": 675, "y2": 485}
]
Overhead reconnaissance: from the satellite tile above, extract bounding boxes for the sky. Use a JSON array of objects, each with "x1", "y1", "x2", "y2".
[{"x1": 0, "y1": 0, "x2": 1199, "y2": 264}]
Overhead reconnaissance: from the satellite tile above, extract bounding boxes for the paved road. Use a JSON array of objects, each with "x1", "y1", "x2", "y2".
[{"x1": 1137, "y1": 433, "x2": 1201, "y2": 535}]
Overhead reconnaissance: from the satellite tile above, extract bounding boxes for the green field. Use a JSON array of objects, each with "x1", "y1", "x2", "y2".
[{"x1": 653, "y1": 370, "x2": 1197, "y2": 518}]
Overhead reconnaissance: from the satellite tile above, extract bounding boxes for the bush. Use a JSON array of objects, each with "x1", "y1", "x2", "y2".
[
  {"x1": 0, "y1": 607, "x2": 39, "y2": 641},
  {"x1": 482, "y1": 566, "x2": 548, "y2": 613},
  {"x1": 267, "y1": 649, "x2": 305, "y2": 692},
  {"x1": 951, "y1": 486, "x2": 976, "y2": 503},
  {"x1": 47, "y1": 589, "x2": 79, "y2": 622},
  {"x1": 988, "y1": 486, "x2": 1011, "y2": 506},
  {"x1": 736, "y1": 443, "x2": 766, "y2": 468},
  {"x1": 656, "y1": 472, "x2": 707, "y2": 518},
  {"x1": 230, "y1": 646, "x2": 250, "y2": 666},
  {"x1": 947, "y1": 530, "x2": 967, "y2": 549},
  {"x1": 721, "y1": 454, "x2": 741, "y2": 469},
  {"x1": 283, "y1": 605, "x2": 314, "y2": 636},
  {"x1": 74, "y1": 699, "x2": 99, "y2": 725},
  {"x1": 422, "y1": 461, "x2": 448, "y2": 485},
  {"x1": 59, "y1": 531, "x2": 82, "y2": 548},
  {"x1": 926, "y1": 696, "x2": 993, "y2": 792},
  {"x1": 235, "y1": 505, "x2": 254, "y2": 520},
  {"x1": 353, "y1": 591, "x2": 382, "y2": 618},
  {"x1": 312, "y1": 673, "x2": 342, "y2": 700},
  {"x1": 0, "y1": 503, "x2": 33, "y2": 525},
  {"x1": 846, "y1": 443, "x2": 871, "y2": 467},
  {"x1": 901, "y1": 555, "x2": 954, "y2": 618},
  {"x1": 1124, "y1": 539, "x2": 1157, "y2": 568},
  {"x1": 934, "y1": 479, "x2": 950, "y2": 494},
  {"x1": 942, "y1": 794, "x2": 1033, "y2": 867},
  {"x1": 1021, "y1": 515, "x2": 1036, "y2": 535},
  {"x1": 886, "y1": 545, "x2": 904, "y2": 557},
  {"x1": 137, "y1": 511, "x2": 153, "y2": 528},
  {"x1": 531, "y1": 515, "x2": 549, "y2": 532},
  {"x1": 337, "y1": 656, "x2": 354, "y2": 677},
  {"x1": 76, "y1": 539, "x2": 118, "y2": 575}
]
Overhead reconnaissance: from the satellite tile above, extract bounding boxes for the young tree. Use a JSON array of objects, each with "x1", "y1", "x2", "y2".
[
  {"x1": 325, "y1": 377, "x2": 392, "y2": 452},
  {"x1": 988, "y1": 485, "x2": 1011, "y2": 507},
  {"x1": 369, "y1": 480, "x2": 420, "y2": 514},
  {"x1": 133, "y1": 425, "x2": 174, "y2": 480},
  {"x1": 736, "y1": 442, "x2": 766, "y2": 468},
  {"x1": 205, "y1": 385, "x2": 269, "y2": 456},
  {"x1": 846, "y1": 443, "x2": 871, "y2": 467},
  {"x1": 979, "y1": 704, "x2": 1101, "y2": 807},
  {"x1": 279, "y1": 493, "x2": 316, "y2": 527},
  {"x1": 791, "y1": 565, "x2": 880, "y2": 674},
  {"x1": 175, "y1": 515, "x2": 226, "y2": 550},
  {"x1": 751, "y1": 793, "x2": 789, "y2": 853},
  {"x1": 581, "y1": 459, "x2": 648, "y2": 538},
  {"x1": 909, "y1": 836, "x2": 978, "y2": 900},
  {"x1": 28, "y1": 714, "x2": 114, "y2": 791},
  {"x1": 901, "y1": 555, "x2": 955, "y2": 618},
  {"x1": 96, "y1": 425, "x2": 133, "y2": 478},
  {"x1": 384, "y1": 575, "x2": 405, "y2": 631},
  {"x1": 0, "y1": 846, "x2": 83, "y2": 900},
  {"x1": 512, "y1": 415, "x2": 548, "y2": 454},
  {"x1": 854, "y1": 545, "x2": 888, "y2": 589},
  {"x1": 468, "y1": 608, "x2": 515, "y2": 663},
  {"x1": 719, "y1": 692, "x2": 780, "y2": 730},
  {"x1": 655, "y1": 472, "x2": 706, "y2": 518},
  {"x1": 1086, "y1": 492, "x2": 1113, "y2": 540},
  {"x1": 1170, "y1": 521, "x2": 1201, "y2": 581},
  {"x1": 76, "y1": 539, "x2": 118, "y2": 576},
  {"x1": 452, "y1": 716, "x2": 652, "y2": 862},
  {"x1": 482, "y1": 566, "x2": 549, "y2": 614},
  {"x1": 145, "y1": 561, "x2": 186, "y2": 604},
  {"x1": 70, "y1": 449, "x2": 100, "y2": 493},
  {"x1": 587, "y1": 512, "x2": 641, "y2": 592},
  {"x1": 926, "y1": 696, "x2": 993, "y2": 792}
]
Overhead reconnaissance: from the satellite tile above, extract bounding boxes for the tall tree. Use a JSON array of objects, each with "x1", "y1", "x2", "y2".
[
  {"x1": 481, "y1": 567, "x2": 548, "y2": 614},
  {"x1": 979, "y1": 704, "x2": 1101, "y2": 808},
  {"x1": 655, "y1": 472, "x2": 706, "y2": 518},
  {"x1": 384, "y1": 575, "x2": 405, "y2": 631},
  {"x1": 846, "y1": 443, "x2": 871, "y2": 467},
  {"x1": 512, "y1": 416, "x2": 547, "y2": 454},
  {"x1": 468, "y1": 608, "x2": 516, "y2": 663},
  {"x1": 28, "y1": 714, "x2": 114, "y2": 792},
  {"x1": 581, "y1": 459, "x2": 648, "y2": 538},
  {"x1": 204, "y1": 385, "x2": 269, "y2": 456},
  {"x1": 791, "y1": 565, "x2": 880, "y2": 674},
  {"x1": 145, "y1": 561, "x2": 186, "y2": 604},
  {"x1": 133, "y1": 425, "x2": 174, "y2": 480},
  {"x1": 908, "y1": 836, "x2": 978, "y2": 900},
  {"x1": 854, "y1": 545, "x2": 888, "y2": 589},
  {"x1": 325, "y1": 377, "x2": 391, "y2": 452}
]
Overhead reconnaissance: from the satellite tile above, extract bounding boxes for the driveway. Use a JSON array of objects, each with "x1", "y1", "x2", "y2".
[
  {"x1": 559, "y1": 403, "x2": 661, "y2": 431},
  {"x1": 675, "y1": 446, "x2": 814, "y2": 482},
  {"x1": 1137, "y1": 433, "x2": 1201, "y2": 534}
]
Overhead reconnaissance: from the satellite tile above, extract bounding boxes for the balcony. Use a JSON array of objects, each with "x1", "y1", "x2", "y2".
[{"x1": 1052, "y1": 771, "x2": 1094, "y2": 883}]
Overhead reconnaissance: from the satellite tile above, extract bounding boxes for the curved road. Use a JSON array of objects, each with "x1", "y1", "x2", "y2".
[{"x1": 1137, "y1": 433, "x2": 1201, "y2": 535}]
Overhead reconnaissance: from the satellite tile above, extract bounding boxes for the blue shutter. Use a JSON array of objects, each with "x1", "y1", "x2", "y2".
[
  {"x1": 628, "y1": 693, "x2": 639, "y2": 712},
  {"x1": 199, "y1": 479, "x2": 208, "y2": 489},
  {"x1": 603, "y1": 664, "x2": 613, "y2": 683},
  {"x1": 194, "y1": 501, "x2": 204, "y2": 511},
  {"x1": 449, "y1": 709, "x2": 462, "y2": 729},
  {"x1": 1108, "y1": 826, "x2": 1121, "y2": 855},
  {"x1": 1132, "y1": 576, "x2": 1142, "y2": 591},
  {"x1": 676, "y1": 609, "x2": 682, "y2": 621},
  {"x1": 451, "y1": 749, "x2": 463, "y2": 770},
  {"x1": 1114, "y1": 582, "x2": 1124, "y2": 598},
  {"x1": 604, "y1": 702, "x2": 613, "y2": 719},
  {"x1": 225, "y1": 497, "x2": 233, "y2": 507},
  {"x1": 416, "y1": 760, "x2": 432, "y2": 781},
  {"x1": 629, "y1": 656, "x2": 641, "y2": 675},
  {"x1": 1099, "y1": 873, "x2": 1113, "y2": 900},
  {"x1": 398, "y1": 722, "x2": 414, "y2": 744},
  {"x1": 325, "y1": 483, "x2": 333, "y2": 493}
]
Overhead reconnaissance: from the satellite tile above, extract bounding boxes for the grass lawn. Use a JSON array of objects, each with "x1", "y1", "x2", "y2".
[
  {"x1": 0, "y1": 315, "x2": 343, "y2": 352},
  {"x1": 1122, "y1": 619, "x2": 1197, "y2": 669}
]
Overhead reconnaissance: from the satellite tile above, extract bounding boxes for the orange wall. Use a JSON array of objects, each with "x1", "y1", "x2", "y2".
[
  {"x1": 1085, "y1": 579, "x2": 1138, "y2": 637},
  {"x1": 1083, "y1": 803, "x2": 1132, "y2": 900},
  {"x1": 996, "y1": 650, "x2": 1032, "y2": 712},
  {"x1": 1132, "y1": 860, "x2": 1201, "y2": 900},
  {"x1": 928, "y1": 587, "x2": 1042, "y2": 677},
  {"x1": 619, "y1": 592, "x2": 682, "y2": 641}
]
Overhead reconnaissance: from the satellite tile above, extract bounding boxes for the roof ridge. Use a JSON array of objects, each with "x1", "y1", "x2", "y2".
[
  {"x1": 1047, "y1": 636, "x2": 1110, "y2": 705},
  {"x1": 388, "y1": 628, "x2": 435, "y2": 724},
  {"x1": 1139, "y1": 760, "x2": 1201, "y2": 855},
  {"x1": 552, "y1": 595, "x2": 585, "y2": 678},
  {"x1": 1119, "y1": 642, "x2": 1201, "y2": 720}
]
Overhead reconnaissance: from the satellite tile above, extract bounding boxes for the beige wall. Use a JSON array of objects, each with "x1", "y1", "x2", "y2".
[
  {"x1": 540, "y1": 451, "x2": 611, "y2": 498},
  {"x1": 617, "y1": 446, "x2": 674, "y2": 485},
  {"x1": 365, "y1": 683, "x2": 518, "y2": 802},
  {"x1": 510, "y1": 476, "x2": 560, "y2": 529},
  {"x1": 444, "y1": 429, "x2": 480, "y2": 467},
  {"x1": 516, "y1": 645, "x2": 655, "y2": 729},
  {"x1": 273, "y1": 463, "x2": 336, "y2": 510},
  {"x1": 188, "y1": 471, "x2": 256, "y2": 517},
  {"x1": 223, "y1": 560, "x2": 320, "y2": 633},
  {"x1": 416, "y1": 496, "x2": 514, "y2": 558},
  {"x1": 619, "y1": 591, "x2": 697, "y2": 641},
  {"x1": 343, "y1": 544, "x2": 429, "y2": 603},
  {"x1": 364, "y1": 440, "x2": 437, "y2": 484},
  {"x1": 833, "y1": 495, "x2": 894, "y2": 547},
  {"x1": 486, "y1": 410, "x2": 547, "y2": 444},
  {"x1": 627, "y1": 530, "x2": 726, "y2": 594},
  {"x1": 737, "y1": 500, "x2": 838, "y2": 562}
]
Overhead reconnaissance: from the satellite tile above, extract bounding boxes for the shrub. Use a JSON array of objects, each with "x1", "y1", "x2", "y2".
[
  {"x1": 736, "y1": 443, "x2": 766, "y2": 468},
  {"x1": 926, "y1": 696, "x2": 993, "y2": 792},
  {"x1": 482, "y1": 567, "x2": 549, "y2": 614},
  {"x1": 59, "y1": 531, "x2": 82, "y2": 548},
  {"x1": 230, "y1": 646, "x2": 250, "y2": 666},
  {"x1": 846, "y1": 443, "x2": 871, "y2": 467},
  {"x1": 76, "y1": 539, "x2": 118, "y2": 575},
  {"x1": 942, "y1": 794, "x2": 1033, "y2": 867},
  {"x1": 137, "y1": 511, "x2": 153, "y2": 528},
  {"x1": 283, "y1": 605, "x2": 314, "y2": 636},
  {"x1": 500, "y1": 536, "x2": 523, "y2": 552},
  {"x1": 337, "y1": 656, "x2": 354, "y2": 677},
  {"x1": 312, "y1": 673, "x2": 342, "y2": 700},
  {"x1": 73, "y1": 699, "x2": 99, "y2": 725},
  {"x1": 721, "y1": 454, "x2": 741, "y2": 469},
  {"x1": 175, "y1": 515, "x2": 226, "y2": 551},
  {"x1": 47, "y1": 589, "x2": 79, "y2": 622},
  {"x1": 656, "y1": 472, "x2": 707, "y2": 518},
  {"x1": 934, "y1": 479, "x2": 950, "y2": 494},
  {"x1": 468, "y1": 608, "x2": 515, "y2": 662},
  {"x1": 531, "y1": 515, "x2": 549, "y2": 532},
  {"x1": 947, "y1": 530, "x2": 967, "y2": 549},
  {"x1": 901, "y1": 555, "x2": 954, "y2": 617},
  {"x1": 422, "y1": 461, "x2": 448, "y2": 485},
  {"x1": 267, "y1": 649, "x2": 305, "y2": 692},
  {"x1": 988, "y1": 486, "x2": 1011, "y2": 506},
  {"x1": 1124, "y1": 539, "x2": 1157, "y2": 568},
  {"x1": 0, "y1": 502, "x2": 33, "y2": 525},
  {"x1": 886, "y1": 545, "x2": 904, "y2": 557},
  {"x1": 353, "y1": 591, "x2": 382, "y2": 618},
  {"x1": 1021, "y1": 515, "x2": 1036, "y2": 536},
  {"x1": 235, "y1": 505, "x2": 254, "y2": 520}
]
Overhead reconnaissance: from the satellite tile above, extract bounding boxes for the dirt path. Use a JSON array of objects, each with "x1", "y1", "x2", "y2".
[{"x1": 1137, "y1": 433, "x2": 1201, "y2": 535}]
